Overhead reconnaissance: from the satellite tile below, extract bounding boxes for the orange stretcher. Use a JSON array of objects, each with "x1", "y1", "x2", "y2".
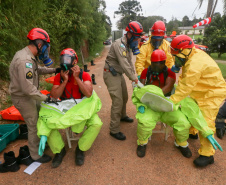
[
  {"x1": 45, "y1": 76, "x2": 55, "y2": 84},
  {"x1": 0, "y1": 90, "x2": 50, "y2": 121}
]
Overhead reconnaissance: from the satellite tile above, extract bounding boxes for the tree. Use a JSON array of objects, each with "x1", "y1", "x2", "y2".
[
  {"x1": 114, "y1": 0, "x2": 142, "y2": 29},
  {"x1": 197, "y1": 0, "x2": 226, "y2": 18},
  {"x1": 182, "y1": 16, "x2": 191, "y2": 26},
  {"x1": 203, "y1": 13, "x2": 226, "y2": 57},
  {"x1": 166, "y1": 17, "x2": 181, "y2": 35}
]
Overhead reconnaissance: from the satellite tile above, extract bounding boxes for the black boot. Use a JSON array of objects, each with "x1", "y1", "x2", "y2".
[
  {"x1": 75, "y1": 145, "x2": 84, "y2": 166},
  {"x1": 17, "y1": 145, "x2": 34, "y2": 166},
  {"x1": 92, "y1": 74, "x2": 97, "y2": 85},
  {"x1": 110, "y1": 132, "x2": 126, "y2": 140},
  {"x1": 52, "y1": 147, "x2": 66, "y2": 168},
  {"x1": 84, "y1": 64, "x2": 90, "y2": 72},
  {"x1": 216, "y1": 128, "x2": 225, "y2": 139},
  {"x1": 193, "y1": 155, "x2": 214, "y2": 167},
  {"x1": 0, "y1": 151, "x2": 20, "y2": 173},
  {"x1": 175, "y1": 141, "x2": 192, "y2": 158},
  {"x1": 35, "y1": 154, "x2": 52, "y2": 163},
  {"x1": 120, "y1": 116, "x2": 134, "y2": 123},
  {"x1": 91, "y1": 60, "x2": 95, "y2": 66},
  {"x1": 17, "y1": 124, "x2": 28, "y2": 140},
  {"x1": 189, "y1": 134, "x2": 198, "y2": 139},
  {"x1": 137, "y1": 145, "x2": 147, "y2": 158}
]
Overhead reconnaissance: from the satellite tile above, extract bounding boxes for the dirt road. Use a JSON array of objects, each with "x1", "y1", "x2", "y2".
[{"x1": 1, "y1": 46, "x2": 226, "y2": 185}]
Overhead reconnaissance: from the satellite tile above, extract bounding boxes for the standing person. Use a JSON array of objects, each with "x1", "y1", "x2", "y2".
[
  {"x1": 135, "y1": 20, "x2": 174, "y2": 77},
  {"x1": 9, "y1": 28, "x2": 59, "y2": 163},
  {"x1": 170, "y1": 35, "x2": 226, "y2": 167},
  {"x1": 103, "y1": 21, "x2": 142, "y2": 140}
]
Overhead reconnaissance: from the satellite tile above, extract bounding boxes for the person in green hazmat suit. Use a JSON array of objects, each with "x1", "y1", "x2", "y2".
[
  {"x1": 37, "y1": 48, "x2": 103, "y2": 168},
  {"x1": 170, "y1": 35, "x2": 226, "y2": 167},
  {"x1": 133, "y1": 49, "x2": 222, "y2": 160}
]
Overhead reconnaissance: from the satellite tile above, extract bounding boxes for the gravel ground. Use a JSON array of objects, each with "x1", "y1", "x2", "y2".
[{"x1": 1, "y1": 46, "x2": 226, "y2": 185}]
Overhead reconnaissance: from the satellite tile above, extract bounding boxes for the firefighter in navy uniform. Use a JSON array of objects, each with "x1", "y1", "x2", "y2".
[
  {"x1": 103, "y1": 21, "x2": 143, "y2": 140},
  {"x1": 9, "y1": 28, "x2": 59, "y2": 163}
]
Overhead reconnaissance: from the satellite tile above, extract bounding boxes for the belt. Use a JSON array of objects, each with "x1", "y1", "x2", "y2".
[{"x1": 104, "y1": 68, "x2": 111, "y2": 72}]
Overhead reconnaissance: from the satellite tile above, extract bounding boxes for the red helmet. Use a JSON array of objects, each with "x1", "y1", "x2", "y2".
[
  {"x1": 151, "y1": 49, "x2": 167, "y2": 62},
  {"x1": 125, "y1": 21, "x2": 143, "y2": 37},
  {"x1": 27, "y1": 28, "x2": 50, "y2": 43},
  {"x1": 170, "y1": 35, "x2": 194, "y2": 55},
  {"x1": 60, "y1": 48, "x2": 78, "y2": 62},
  {"x1": 150, "y1": 21, "x2": 166, "y2": 36}
]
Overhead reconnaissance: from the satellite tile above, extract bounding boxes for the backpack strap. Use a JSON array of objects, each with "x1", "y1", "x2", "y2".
[{"x1": 145, "y1": 66, "x2": 153, "y2": 86}]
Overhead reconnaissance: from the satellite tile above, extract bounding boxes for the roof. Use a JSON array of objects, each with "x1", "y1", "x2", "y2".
[{"x1": 178, "y1": 26, "x2": 205, "y2": 30}]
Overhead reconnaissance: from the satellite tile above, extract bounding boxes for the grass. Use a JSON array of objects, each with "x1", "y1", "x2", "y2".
[
  {"x1": 217, "y1": 63, "x2": 226, "y2": 78},
  {"x1": 188, "y1": 35, "x2": 203, "y2": 40},
  {"x1": 210, "y1": 53, "x2": 226, "y2": 61}
]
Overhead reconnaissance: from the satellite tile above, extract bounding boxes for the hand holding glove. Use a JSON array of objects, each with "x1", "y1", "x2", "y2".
[
  {"x1": 44, "y1": 94, "x2": 51, "y2": 103},
  {"x1": 38, "y1": 135, "x2": 47, "y2": 156},
  {"x1": 138, "y1": 106, "x2": 145, "y2": 114},
  {"x1": 171, "y1": 65, "x2": 180, "y2": 73},
  {"x1": 207, "y1": 135, "x2": 223, "y2": 151}
]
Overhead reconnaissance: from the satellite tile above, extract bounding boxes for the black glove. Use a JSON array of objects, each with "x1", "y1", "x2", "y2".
[
  {"x1": 55, "y1": 67, "x2": 61, "y2": 74},
  {"x1": 44, "y1": 94, "x2": 51, "y2": 103}
]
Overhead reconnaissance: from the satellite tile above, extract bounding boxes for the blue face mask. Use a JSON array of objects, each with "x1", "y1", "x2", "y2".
[
  {"x1": 129, "y1": 36, "x2": 140, "y2": 55},
  {"x1": 39, "y1": 44, "x2": 53, "y2": 67}
]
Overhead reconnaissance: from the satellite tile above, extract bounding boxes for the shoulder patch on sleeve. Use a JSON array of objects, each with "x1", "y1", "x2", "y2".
[
  {"x1": 25, "y1": 63, "x2": 32, "y2": 68},
  {"x1": 122, "y1": 51, "x2": 127, "y2": 57},
  {"x1": 26, "y1": 71, "x2": 33, "y2": 79}
]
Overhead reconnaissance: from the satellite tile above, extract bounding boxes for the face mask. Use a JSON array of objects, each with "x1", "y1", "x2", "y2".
[
  {"x1": 151, "y1": 61, "x2": 165, "y2": 74},
  {"x1": 39, "y1": 44, "x2": 53, "y2": 67},
  {"x1": 151, "y1": 36, "x2": 163, "y2": 50},
  {"x1": 60, "y1": 55, "x2": 74, "y2": 71},
  {"x1": 174, "y1": 56, "x2": 186, "y2": 67},
  {"x1": 171, "y1": 65, "x2": 180, "y2": 73},
  {"x1": 128, "y1": 36, "x2": 140, "y2": 55}
]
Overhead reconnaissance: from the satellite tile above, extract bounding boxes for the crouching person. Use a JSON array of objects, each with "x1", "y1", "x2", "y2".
[{"x1": 37, "y1": 48, "x2": 103, "y2": 168}]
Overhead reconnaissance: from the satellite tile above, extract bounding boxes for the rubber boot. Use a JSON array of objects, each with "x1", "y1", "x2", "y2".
[
  {"x1": 189, "y1": 134, "x2": 198, "y2": 139},
  {"x1": 91, "y1": 60, "x2": 95, "y2": 66},
  {"x1": 17, "y1": 145, "x2": 34, "y2": 166},
  {"x1": 17, "y1": 124, "x2": 28, "y2": 140},
  {"x1": 0, "y1": 151, "x2": 20, "y2": 173},
  {"x1": 193, "y1": 155, "x2": 214, "y2": 167},
  {"x1": 84, "y1": 64, "x2": 90, "y2": 72},
  {"x1": 92, "y1": 74, "x2": 97, "y2": 85},
  {"x1": 137, "y1": 145, "x2": 147, "y2": 158},
  {"x1": 75, "y1": 145, "x2": 84, "y2": 166},
  {"x1": 216, "y1": 128, "x2": 225, "y2": 139},
  {"x1": 52, "y1": 147, "x2": 66, "y2": 168},
  {"x1": 174, "y1": 141, "x2": 192, "y2": 158}
]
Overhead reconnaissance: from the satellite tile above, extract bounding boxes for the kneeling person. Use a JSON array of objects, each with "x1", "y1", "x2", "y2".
[{"x1": 38, "y1": 48, "x2": 102, "y2": 168}]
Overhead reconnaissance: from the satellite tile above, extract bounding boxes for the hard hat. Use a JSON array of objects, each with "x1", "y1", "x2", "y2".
[
  {"x1": 27, "y1": 28, "x2": 50, "y2": 42},
  {"x1": 125, "y1": 21, "x2": 143, "y2": 37},
  {"x1": 170, "y1": 35, "x2": 194, "y2": 55},
  {"x1": 151, "y1": 49, "x2": 167, "y2": 62},
  {"x1": 150, "y1": 21, "x2": 166, "y2": 36}
]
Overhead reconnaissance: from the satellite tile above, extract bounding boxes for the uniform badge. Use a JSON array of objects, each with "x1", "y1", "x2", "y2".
[
  {"x1": 26, "y1": 71, "x2": 33, "y2": 79},
  {"x1": 25, "y1": 63, "x2": 32, "y2": 68},
  {"x1": 120, "y1": 44, "x2": 125, "y2": 48},
  {"x1": 123, "y1": 51, "x2": 127, "y2": 57}
]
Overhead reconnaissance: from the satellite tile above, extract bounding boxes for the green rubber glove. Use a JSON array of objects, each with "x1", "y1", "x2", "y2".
[
  {"x1": 38, "y1": 135, "x2": 47, "y2": 156},
  {"x1": 137, "y1": 75, "x2": 141, "y2": 80},
  {"x1": 138, "y1": 106, "x2": 145, "y2": 113},
  {"x1": 207, "y1": 135, "x2": 223, "y2": 151}
]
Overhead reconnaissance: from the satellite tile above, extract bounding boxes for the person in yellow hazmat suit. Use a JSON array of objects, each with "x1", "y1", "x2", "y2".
[
  {"x1": 170, "y1": 35, "x2": 226, "y2": 167},
  {"x1": 135, "y1": 20, "x2": 174, "y2": 77}
]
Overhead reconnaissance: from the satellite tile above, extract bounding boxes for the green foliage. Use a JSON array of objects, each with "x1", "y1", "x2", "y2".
[
  {"x1": 217, "y1": 63, "x2": 226, "y2": 78},
  {"x1": 114, "y1": 0, "x2": 142, "y2": 29},
  {"x1": 0, "y1": 0, "x2": 111, "y2": 80},
  {"x1": 203, "y1": 13, "x2": 226, "y2": 57},
  {"x1": 39, "y1": 81, "x2": 53, "y2": 92},
  {"x1": 211, "y1": 53, "x2": 226, "y2": 61}
]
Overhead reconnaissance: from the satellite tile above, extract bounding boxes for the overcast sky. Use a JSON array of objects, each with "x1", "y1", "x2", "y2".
[{"x1": 105, "y1": 0, "x2": 224, "y2": 30}]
